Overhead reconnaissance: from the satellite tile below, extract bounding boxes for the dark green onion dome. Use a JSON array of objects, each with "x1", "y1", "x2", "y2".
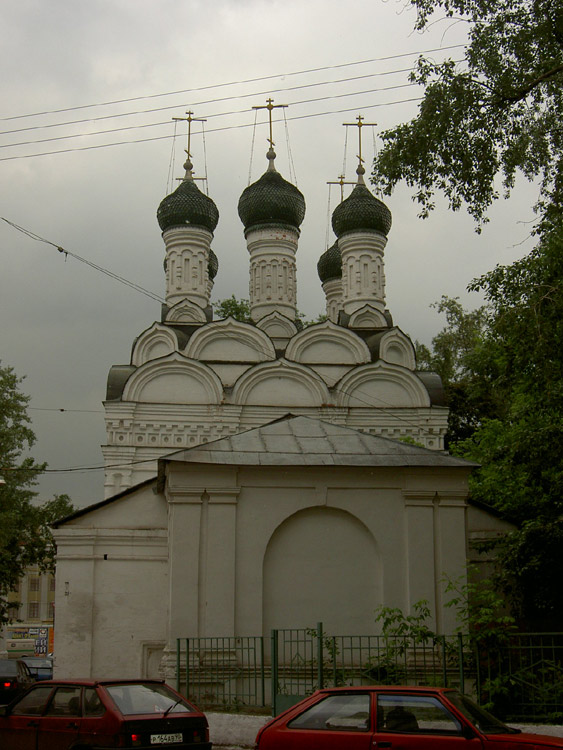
[
  {"x1": 238, "y1": 148, "x2": 305, "y2": 232},
  {"x1": 317, "y1": 241, "x2": 342, "y2": 283},
  {"x1": 331, "y1": 167, "x2": 392, "y2": 239},
  {"x1": 208, "y1": 248, "x2": 219, "y2": 280},
  {"x1": 157, "y1": 159, "x2": 219, "y2": 233}
]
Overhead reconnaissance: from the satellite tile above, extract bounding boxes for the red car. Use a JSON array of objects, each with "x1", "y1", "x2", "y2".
[
  {"x1": 255, "y1": 685, "x2": 563, "y2": 750},
  {"x1": 0, "y1": 678, "x2": 211, "y2": 750}
]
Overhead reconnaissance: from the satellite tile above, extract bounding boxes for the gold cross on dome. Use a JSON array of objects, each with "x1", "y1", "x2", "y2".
[
  {"x1": 172, "y1": 110, "x2": 207, "y2": 161},
  {"x1": 252, "y1": 98, "x2": 288, "y2": 149},
  {"x1": 327, "y1": 174, "x2": 356, "y2": 202},
  {"x1": 343, "y1": 115, "x2": 377, "y2": 170}
]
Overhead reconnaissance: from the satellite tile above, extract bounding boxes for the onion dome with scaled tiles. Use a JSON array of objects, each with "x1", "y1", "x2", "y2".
[
  {"x1": 208, "y1": 248, "x2": 219, "y2": 280},
  {"x1": 317, "y1": 241, "x2": 342, "y2": 283},
  {"x1": 157, "y1": 158, "x2": 219, "y2": 233},
  {"x1": 331, "y1": 166, "x2": 392, "y2": 239},
  {"x1": 238, "y1": 148, "x2": 305, "y2": 232}
]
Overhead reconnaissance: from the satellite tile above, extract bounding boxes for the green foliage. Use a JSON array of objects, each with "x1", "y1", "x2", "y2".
[
  {"x1": 420, "y1": 225, "x2": 563, "y2": 627},
  {"x1": 212, "y1": 295, "x2": 252, "y2": 323},
  {"x1": 443, "y1": 572, "x2": 516, "y2": 644},
  {"x1": 374, "y1": 599, "x2": 435, "y2": 642},
  {"x1": 416, "y1": 296, "x2": 501, "y2": 444},
  {"x1": 0, "y1": 362, "x2": 75, "y2": 625},
  {"x1": 373, "y1": 0, "x2": 563, "y2": 228}
]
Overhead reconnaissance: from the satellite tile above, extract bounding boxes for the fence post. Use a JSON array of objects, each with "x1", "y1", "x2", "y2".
[
  {"x1": 441, "y1": 636, "x2": 448, "y2": 687},
  {"x1": 317, "y1": 622, "x2": 324, "y2": 689},
  {"x1": 271, "y1": 629, "x2": 278, "y2": 717},
  {"x1": 176, "y1": 638, "x2": 180, "y2": 693},
  {"x1": 458, "y1": 633, "x2": 465, "y2": 693},
  {"x1": 260, "y1": 636, "x2": 266, "y2": 707}
]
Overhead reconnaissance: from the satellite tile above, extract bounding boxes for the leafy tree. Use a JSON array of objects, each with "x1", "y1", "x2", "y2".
[
  {"x1": 419, "y1": 226, "x2": 563, "y2": 628},
  {"x1": 0, "y1": 362, "x2": 75, "y2": 625},
  {"x1": 212, "y1": 295, "x2": 252, "y2": 323},
  {"x1": 373, "y1": 0, "x2": 563, "y2": 229},
  {"x1": 416, "y1": 296, "x2": 502, "y2": 444}
]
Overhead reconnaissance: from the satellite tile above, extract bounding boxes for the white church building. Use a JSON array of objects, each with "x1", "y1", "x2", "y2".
[{"x1": 52, "y1": 138, "x2": 510, "y2": 680}]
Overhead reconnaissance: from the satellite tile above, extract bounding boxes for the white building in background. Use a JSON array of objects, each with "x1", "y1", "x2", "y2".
[{"x1": 52, "y1": 140, "x2": 511, "y2": 680}]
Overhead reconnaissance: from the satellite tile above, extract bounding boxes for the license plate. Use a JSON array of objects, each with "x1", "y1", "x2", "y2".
[{"x1": 150, "y1": 733, "x2": 183, "y2": 744}]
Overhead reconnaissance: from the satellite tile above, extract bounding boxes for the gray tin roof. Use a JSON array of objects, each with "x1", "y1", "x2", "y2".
[{"x1": 163, "y1": 414, "x2": 476, "y2": 468}]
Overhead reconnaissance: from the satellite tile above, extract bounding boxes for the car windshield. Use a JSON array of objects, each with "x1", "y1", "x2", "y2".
[
  {"x1": 105, "y1": 683, "x2": 194, "y2": 716},
  {"x1": 446, "y1": 691, "x2": 518, "y2": 734},
  {"x1": 23, "y1": 659, "x2": 52, "y2": 669}
]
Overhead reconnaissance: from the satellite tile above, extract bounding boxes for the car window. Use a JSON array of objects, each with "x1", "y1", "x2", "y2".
[
  {"x1": 18, "y1": 662, "x2": 31, "y2": 678},
  {"x1": 45, "y1": 687, "x2": 82, "y2": 716},
  {"x1": 11, "y1": 686, "x2": 54, "y2": 716},
  {"x1": 84, "y1": 688, "x2": 106, "y2": 717},
  {"x1": 105, "y1": 683, "x2": 194, "y2": 715},
  {"x1": 377, "y1": 694, "x2": 462, "y2": 734},
  {"x1": 288, "y1": 694, "x2": 371, "y2": 732},
  {"x1": 445, "y1": 691, "x2": 517, "y2": 734},
  {"x1": 0, "y1": 660, "x2": 18, "y2": 675}
]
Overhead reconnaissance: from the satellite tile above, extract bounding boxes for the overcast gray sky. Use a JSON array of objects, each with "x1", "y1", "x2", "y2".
[{"x1": 1, "y1": 0, "x2": 538, "y2": 507}]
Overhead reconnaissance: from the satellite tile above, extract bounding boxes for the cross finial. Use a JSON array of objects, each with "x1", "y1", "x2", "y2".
[
  {"x1": 327, "y1": 174, "x2": 356, "y2": 202},
  {"x1": 343, "y1": 114, "x2": 378, "y2": 178},
  {"x1": 253, "y1": 98, "x2": 288, "y2": 150},
  {"x1": 172, "y1": 110, "x2": 207, "y2": 161}
]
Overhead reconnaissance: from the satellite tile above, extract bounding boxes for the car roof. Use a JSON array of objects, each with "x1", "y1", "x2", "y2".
[
  {"x1": 317, "y1": 685, "x2": 453, "y2": 694},
  {"x1": 35, "y1": 678, "x2": 167, "y2": 687}
]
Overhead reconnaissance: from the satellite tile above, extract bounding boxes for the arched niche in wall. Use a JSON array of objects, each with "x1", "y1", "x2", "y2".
[
  {"x1": 366, "y1": 328, "x2": 416, "y2": 370},
  {"x1": 122, "y1": 352, "x2": 223, "y2": 404},
  {"x1": 185, "y1": 317, "x2": 276, "y2": 362},
  {"x1": 285, "y1": 320, "x2": 371, "y2": 365},
  {"x1": 131, "y1": 323, "x2": 179, "y2": 367},
  {"x1": 335, "y1": 362, "x2": 431, "y2": 408},
  {"x1": 262, "y1": 506, "x2": 382, "y2": 634},
  {"x1": 232, "y1": 359, "x2": 330, "y2": 407}
]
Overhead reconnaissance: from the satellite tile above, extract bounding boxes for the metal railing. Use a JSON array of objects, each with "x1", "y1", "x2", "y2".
[{"x1": 177, "y1": 628, "x2": 563, "y2": 721}]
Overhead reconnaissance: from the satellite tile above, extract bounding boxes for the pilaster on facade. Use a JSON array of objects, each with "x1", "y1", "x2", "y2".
[{"x1": 322, "y1": 277, "x2": 343, "y2": 322}]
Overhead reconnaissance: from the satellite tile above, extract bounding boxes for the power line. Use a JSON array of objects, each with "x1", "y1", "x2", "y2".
[
  {"x1": 1, "y1": 44, "x2": 464, "y2": 123},
  {"x1": 1, "y1": 218, "x2": 165, "y2": 304},
  {"x1": 0, "y1": 96, "x2": 423, "y2": 162}
]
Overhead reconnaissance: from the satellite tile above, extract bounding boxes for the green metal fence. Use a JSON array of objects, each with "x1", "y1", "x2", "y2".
[{"x1": 177, "y1": 629, "x2": 563, "y2": 721}]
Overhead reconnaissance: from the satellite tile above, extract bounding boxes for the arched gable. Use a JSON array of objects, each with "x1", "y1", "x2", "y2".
[
  {"x1": 122, "y1": 352, "x2": 223, "y2": 404},
  {"x1": 232, "y1": 359, "x2": 330, "y2": 407},
  {"x1": 164, "y1": 299, "x2": 207, "y2": 324},
  {"x1": 335, "y1": 361, "x2": 431, "y2": 408},
  {"x1": 366, "y1": 328, "x2": 416, "y2": 370},
  {"x1": 285, "y1": 320, "x2": 370, "y2": 365},
  {"x1": 256, "y1": 311, "x2": 298, "y2": 340},
  {"x1": 348, "y1": 304, "x2": 388, "y2": 329},
  {"x1": 185, "y1": 317, "x2": 276, "y2": 362},
  {"x1": 131, "y1": 323, "x2": 179, "y2": 367}
]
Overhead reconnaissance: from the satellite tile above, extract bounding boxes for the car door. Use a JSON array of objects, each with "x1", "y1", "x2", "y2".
[
  {"x1": 374, "y1": 692, "x2": 484, "y2": 750},
  {"x1": 268, "y1": 692, "x2": 375, "y2": 750},
  {"x1": 37, "y1": 685, "x2": 82, "y2": 750},
  {"x1": 0, "y1": 684, "x2": 55, "y2": 750}
]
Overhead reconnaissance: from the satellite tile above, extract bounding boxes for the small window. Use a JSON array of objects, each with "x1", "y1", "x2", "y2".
[
  {"x1": 28, "y1": 601, "x2": 40, "y2": 619},
  {"x1": 377, "y1": 694, "x2": 462, "y2": 734},
  {"x1": 84, "y1": 688, "x2": 106, "y2": 717},
  {"x1": 45, "y1": 687, "x2": 82, "y2": 716},
  {"x1": 49, "y1": 577, "x2": 56, "y2": 592},
  {"x1": 29, "y1": 577, "x2": 40, "y2": 592},
  {"x1": 11, "y1": 686, "x2": 54, "y2": 716},
  {"x1": 47, "y1": 601, "x2": 55, "y2": 620},
  {"x1": 289, "y1": 694, "x2": 371, "y2": 732}
]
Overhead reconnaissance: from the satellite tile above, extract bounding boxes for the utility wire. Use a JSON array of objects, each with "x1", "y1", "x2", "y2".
[
  {"x1": 0, "y1": 96, "x2": 423, "y2": 162},
  {"x1": 1, "y1": 44, "x2": 464, "y2": 123},
  {"x1": 1, "y1": 218, "x2": 165, "y2": 304},
  {"x1": 0, "y1": 64, "x2": 443, "y2": 138}
]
